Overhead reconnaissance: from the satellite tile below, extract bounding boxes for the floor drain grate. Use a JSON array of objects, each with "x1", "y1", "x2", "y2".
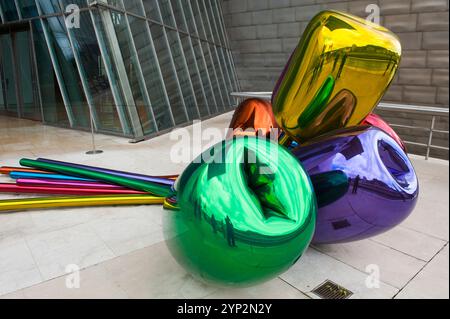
[{"x1": 312, "y1": 280, "x2": 353, "y2": 299}]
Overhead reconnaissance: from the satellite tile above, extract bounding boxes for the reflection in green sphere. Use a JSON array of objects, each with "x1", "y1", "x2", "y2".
[{"x1": 164, "y1": 137, "x2": 317, "y2": 286}]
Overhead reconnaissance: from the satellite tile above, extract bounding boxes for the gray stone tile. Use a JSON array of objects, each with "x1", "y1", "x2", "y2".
[
  {"x1": 372, "y1": 226, "x2": 447, "y2": 262},
  {"x1": 280, "y1": 248, "x2": 399, "y2": 299},
  {"x1": 396, "y1": 245, "x2": 449, "y2": 299},
  {"x1": 314, "y1": 240, "x2": 426, "y2": 289},
  {"x1": 205, "y1": 278, "x2": 310, "y2": 299}
]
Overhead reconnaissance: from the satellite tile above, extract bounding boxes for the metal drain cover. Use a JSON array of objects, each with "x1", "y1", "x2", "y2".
[{"x1": 312, "y1": 280, "x2": 353, "y2": 299}]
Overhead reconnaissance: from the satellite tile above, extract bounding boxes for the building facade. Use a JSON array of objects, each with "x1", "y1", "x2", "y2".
[{"x1": 0, "y1": 0, "x2": 239, "y2": 140}]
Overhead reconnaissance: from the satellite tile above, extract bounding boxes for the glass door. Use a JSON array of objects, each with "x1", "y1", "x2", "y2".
[
  {"x1": 0, "y1": 25, "x2": 42, "y2": 121},
  {"x1": 0, "y1": 33, "x2": 19, "y2": 115},
  {"x1": 14, "y1": 30, "x2": 41, "y2": 120}
]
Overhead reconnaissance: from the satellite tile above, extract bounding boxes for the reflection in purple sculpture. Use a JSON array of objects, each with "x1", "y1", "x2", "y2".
[{"x1": 293, "y1": 126, "x2": 419, "y2": 244}]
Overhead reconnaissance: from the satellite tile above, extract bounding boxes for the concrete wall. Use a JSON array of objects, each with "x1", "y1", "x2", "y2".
[{"x1": 222, "y1": 0, "x2": 449, "y2": 159}]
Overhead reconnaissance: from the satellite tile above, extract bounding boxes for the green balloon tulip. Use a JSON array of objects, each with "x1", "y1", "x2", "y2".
[{"x1": 164, "y1": 137, "x2": 317, "y2": 286}]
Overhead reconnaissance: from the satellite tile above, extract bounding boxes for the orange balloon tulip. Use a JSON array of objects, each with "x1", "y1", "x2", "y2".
[{"x1": 228, "y1": 98, "x2": 279, "y2": 138}]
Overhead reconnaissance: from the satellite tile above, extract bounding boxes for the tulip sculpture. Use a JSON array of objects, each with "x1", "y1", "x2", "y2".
[{"x1": 0, "y1": 11, "x2": 419, "y2": 287}]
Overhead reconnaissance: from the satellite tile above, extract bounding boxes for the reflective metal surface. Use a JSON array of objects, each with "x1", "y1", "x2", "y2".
[
  {"x1": 19, "y1": 158, "x2": 174, "y2": 197},
  {"x1": 362, "y1": 113, "x2": 406, "y2": 151},
  {"x1": 37, "y1": 158, "x2": 175, "y2": 186},
  {"x1": 0, "y1": 167, "x2": 48, "y2": 175},
  {"x1": 293, "y1": 126, "x2": 419, "y2": 244},
  {"x1": 10, "y1": 171, "x2": 94, "y2": 182},
  {"x1": 228, "y1": 98, "x2": 279, "y2": 138},
  {"x1": 16, "y1": 178, "x2": 130, "y2": 190},
  {"x1": 272, "y1": 11, "x2": 401, "y2": 142},
  {"x1": 0, "y1": 183, "x2": 146, "y2": 196},
  {"x1": 165, "y1": 137, "x2": 316, "y2": 286},
  {"x1": 0, "y1": 195, "x2": 164, "y2": 212}
]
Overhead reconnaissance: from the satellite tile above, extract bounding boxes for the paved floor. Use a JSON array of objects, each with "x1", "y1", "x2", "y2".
[{"x1": 0, "y1": 115, "x2": 448, "y2": 299}]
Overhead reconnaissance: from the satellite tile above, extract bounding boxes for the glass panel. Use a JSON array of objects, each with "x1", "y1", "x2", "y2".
[
  {"x1": 60, "y1": 0, "x2": 88, "y2": 9},
  {"x1": 15, "y1": 31, "x2": 41, "y2": 120},
  {"x1": 91, "y1": 8, "x2": 133, "y2": 135},
  {"x1": 17, "y1": 0, "x2": 39, "y2": 19},
  {"x1": 212, "y1": 0, "x2": 226, "y2": 46},
  {"x1": 181, "y1": 0, "x2": 196, "y2": 36},
  {"x1": 150, "y1": 22, "x2": 187, "y2": 125},
  {"x1": 198, "y1": 0, "x2": 213, "y2": 42},
  {"x1": 36, "y1": 0, "x2": 61, "y2": 15},
  {"x1": 0, "y1": 61, "x2": 5, "y2": 110},
  {"x1": 31, "y1": 20, "x2": 69, "y2": 126},
  {"x1": 0, "y1": 35, "x2": 18, "y2": 113},
  {"x1": 110, "y1": 10, "x2": 156, "y2": 135},
  {"x1": 43, "y1": 16, "x2": 90, "y2": 128},
  {"x1": 170, "y1": 0, "x2": 187, "y2": 32},
  {"x1": 210, "y1": 43, "x2": 230, "y2": 107},
  {"x1": 70, "y1": 11, "x2": 123, "y2": 133},
  {"x1": 201, "y1": 40, "x2": 224, "y2": 110},
  {"x1": 0, "y1": 0, "x2": 19, "y2": 21},
  {"x1": 223, "y1": 48, "x2": 238, "y2": 92},
  {"x1": 180, "y1": 33, "x2": 209, "y2": 117},
  {"x1": 123, "y1": 0, "x2": 145, "y2": 16},
  {"x1": 216, "y1": 48, "x2": 233, "y2": 107},
  {"x1": 204, "y1": 0, "x2": 221, "y2": 45},
  {"x1": 106, "y1": 0, "x2": 124, "y2": 9},
  {"x1": 192, "y1": 37, "x2": 216, "y2": 113},
  {"x1": 143, "y1": 0, "x2": 161, "y2": 22},
  {"x1": 191, "y1": 0, "x2": 206, "y2": 40},
  {"x1": 128, "y1": 15, "x2": 173, "y2": 131},
  {"x1": 159, "y1": 0, "x2": 175, "y2": 27},
  {"x1": 166, "y1": 28, "x2": 198, "y2": 121}
]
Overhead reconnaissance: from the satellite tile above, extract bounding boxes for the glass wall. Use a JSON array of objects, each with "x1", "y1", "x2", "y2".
[{"x1": 0, "y1": 0, "x2": 238, "y2": 139}]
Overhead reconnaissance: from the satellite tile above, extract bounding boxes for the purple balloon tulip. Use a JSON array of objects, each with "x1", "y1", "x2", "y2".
[{"x1": 293, "y1": 126, "x2": 419, "y2": 244}]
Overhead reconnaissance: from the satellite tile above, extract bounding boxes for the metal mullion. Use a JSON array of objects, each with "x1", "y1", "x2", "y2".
[
  {"x1": 33, "y1": 0, "x2": 76, "y2": 126},
  {"x1": 122, "y1": 11, "x2": 159, "y2": 132},
  {"x1": 13, "y1": 0, "x2": 22, "y2": 20},
  {"x1": 215, "y1": 0, "x2": 231, "y2": 48},
  {"x1": 167, "y1": 0, "x2": 200, "y2": 119},
  {"x1": 28, "y1": 20, "x2": 45, "y2": 122},
  {"x1": 199, "y1": 0, "x2": 231, "y2": 107},
  {"x1": 205, "y1": 42, "x2": 226, "y2": 110},
  {"x1": 211, "y1": 0, "x2": 226, "y2": 47},
  {"x1": 88, "y1": 8, "x2": 132, "y2": 136},
  {"x1": 143, "y1": 23, "x2": 176, "y2": 127},
  {"x1": 98, "y1": 8, "x2": 146, "y2": 139},
  {"x1": 0, "y1": 45, "x2": 7, "y2": 110},
  {"x1": 139, "y1": 1, "x2": 176, "y2": 127},
  {"x1": 9, "y1": 33, "x2": 22, "y2": 117},
  {"x1": 218, "y1": 48, "x2": 235, "y2": 108},
  {"x1": 154, "y1": 0, "x2": 189, "y2": 122},
  {"x1": 59, "y1": 0, "x2": 100, "y2": 130},
  {"x1": 185, "y1": 0, "x2": 218, "y2": 114},
  {"x1": 177, "y1": 0, "x2": 210, "y2": 116},
  {"x1": 213, "y1": 0, "x2": 240, "y2": 92},
  {"x1": 0, "y1": 2, "x2": 5, "y2": 22},
  {"x1": 206, "y1": 0, "x2": 234, "y2": 106},
  {"x1": 192, "y1": 0, "x2": 224, "y2": 111},
  {"x1": 216, "y1": 0, "x2": 241, "y2": 91}
]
